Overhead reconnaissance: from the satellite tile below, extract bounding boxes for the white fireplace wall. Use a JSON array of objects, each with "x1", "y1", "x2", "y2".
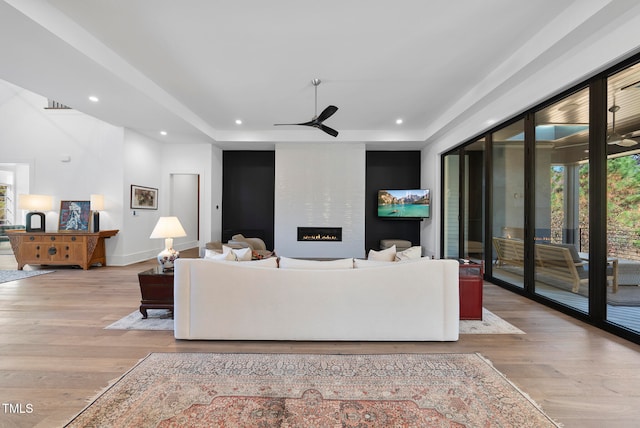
[{"x1": 274, "y1": 143, "x2": 366, "y2": 258}]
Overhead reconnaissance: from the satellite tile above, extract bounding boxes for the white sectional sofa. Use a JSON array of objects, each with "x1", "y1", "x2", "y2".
[{"x1": 173, "y1": 257, "x2": 459, "y2": 341}]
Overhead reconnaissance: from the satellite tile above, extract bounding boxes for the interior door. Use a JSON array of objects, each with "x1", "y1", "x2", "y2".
[{"x1": 170, "y1": 174, "x2": 200, "y2": 248}]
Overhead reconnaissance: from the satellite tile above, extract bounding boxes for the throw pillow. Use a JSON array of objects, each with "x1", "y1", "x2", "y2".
[
  {"x1": 395, "y1": 246, "x2": 422, "y2": 261},
  {"x1": 279, "y1": 257, "x2": 354, "y2": 269},
  {"x1": 204, "y1": 250, "x2": 236, "y2": 261},
  {"x1": 368, "y1": 245, "x2": 396, "y2": 261},
  {"x1": 221, "y1": 245, "x2": 253, "y2": 261},
  {"x1": 232, "y1": 247, "x2": 253, "y2": 261}
]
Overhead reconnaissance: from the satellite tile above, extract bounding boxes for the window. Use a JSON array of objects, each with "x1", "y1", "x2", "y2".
[{"x1": 0, "y1": 183, "x2": 15, "y2": 225}]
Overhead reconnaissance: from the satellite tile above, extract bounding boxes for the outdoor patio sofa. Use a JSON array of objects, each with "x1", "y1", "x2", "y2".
[{"x1": 493, "y1": 236, "x2": 616, "y2": 293}]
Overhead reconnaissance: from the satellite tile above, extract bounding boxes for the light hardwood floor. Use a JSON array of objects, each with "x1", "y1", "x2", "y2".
[{"x1": 0, "y1": 250, "x2": 639, "y2": 428}]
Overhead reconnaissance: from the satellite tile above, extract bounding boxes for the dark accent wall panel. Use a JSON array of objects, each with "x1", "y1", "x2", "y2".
[
  {"x1": 222, "y1": 151, "x2": 275, "y2": 249},
  {"x1": 365, "y1": 151, "x2": 421, "y2": 252}
]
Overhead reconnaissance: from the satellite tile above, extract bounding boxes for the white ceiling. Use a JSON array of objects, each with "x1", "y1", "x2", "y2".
[{"x1": 1, "y1": 0, "x2": 639, "y2": 150}]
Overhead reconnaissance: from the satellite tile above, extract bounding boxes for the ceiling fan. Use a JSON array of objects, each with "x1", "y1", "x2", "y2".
[
  {"x1": 274, "y1": 79, "x2": 339, "y2": 137},
  {"x1": 608, "y1": 104, "x2": 639, "y2": 147}
]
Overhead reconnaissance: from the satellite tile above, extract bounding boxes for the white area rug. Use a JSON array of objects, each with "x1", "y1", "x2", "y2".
[
  {"x1": 106, "y1": 308, "x2": 525, "y2": 334},
  {"x1": 0, "y1": 269, "x2": 54, "y2": 284},
  {"x1": 105, "y1": 309, "x2": 173, "y2": 330},
  {"x1": 460, "y1": 308, "x2": 525, "y2": 334}
]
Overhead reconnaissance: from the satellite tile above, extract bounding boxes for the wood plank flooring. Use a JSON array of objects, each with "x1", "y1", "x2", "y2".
[{"x1": 0, "y1": 250, "x2": 639, "y2": 428}]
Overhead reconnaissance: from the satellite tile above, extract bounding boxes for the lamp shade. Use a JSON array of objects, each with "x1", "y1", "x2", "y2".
[
  {"x1": 150, "y1": 216, "x2": 187, "y2": 239},
  {"x1": 90, "y1": 194, "x2": 105, "y2": 211},
  {"x1": 18, "y1": 194, "x2": 53, "y2": 211}
]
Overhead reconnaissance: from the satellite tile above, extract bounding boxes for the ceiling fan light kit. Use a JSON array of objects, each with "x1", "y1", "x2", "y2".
[
  {"x1": 607, "y1": 103, "x2": 639, "y2": 147},
  {"x1": 274, "y1": 79, "x2": 339, "y2": 137}
]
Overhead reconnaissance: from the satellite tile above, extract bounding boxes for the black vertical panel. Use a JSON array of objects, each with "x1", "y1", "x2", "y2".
[
  {"x1": 222, "y1": 151, "x2": 275, "y2": 249},
  {"x1": 365, "y1": 151, "x2": 421, "y2": 252},
  {"x1": 524, "y1": 112, "x2": 536, "y2": 293},
  {"x1": 589, "y1": 77, "x2": 608, "y2": 319}
]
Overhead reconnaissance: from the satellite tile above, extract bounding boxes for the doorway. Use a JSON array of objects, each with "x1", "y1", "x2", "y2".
[{"x1": 170, "y1": 174, "x2": 200, "y2": 248}]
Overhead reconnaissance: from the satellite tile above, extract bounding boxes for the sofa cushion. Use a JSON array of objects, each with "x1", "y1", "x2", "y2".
[
  {"x1": 279, "y1": 257, "x2": 354, "y2": 270},
  {"x1": 246, "y1": 257, "x2": 279, "y2": 267},
  {"x1": 368, "y1": 245, "x2": 396, "y2": 261},
  {"x1": 395, "y1": 246, "x2": 422, "y2": 261},
  {"x1": 353, "y1": 259, "x2": 395, "y2": 268}
]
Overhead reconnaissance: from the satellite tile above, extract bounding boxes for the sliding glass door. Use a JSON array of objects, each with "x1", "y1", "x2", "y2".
[
  {"x1": 491, "y1": 120, "x2": 525, "y2": 289},
  {"x1": 605, "y1": 64, "x2": 640, "y2": 333},
  {"x1": 442, "y1": 139, "x2": 485, "y2": 262},
  {"x1": 441, "y1": 54, "x2": 640, "y2": 344},
  {"x1": 533, "y1": 88, "x2": 590, "y2": 312}
]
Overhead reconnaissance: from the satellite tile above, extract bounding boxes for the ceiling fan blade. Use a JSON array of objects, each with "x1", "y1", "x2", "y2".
[
  {"x1": 274, "y1": 121, "x2": 314, "y2": 127},
  {"x1": 320, "y1": 124, "x2": 339, "y2": 137},
  {"x1": 316, "y1": 105, "x2": 338, "y2": 123}
]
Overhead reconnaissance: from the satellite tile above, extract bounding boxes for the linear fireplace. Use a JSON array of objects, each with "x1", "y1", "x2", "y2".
[{"x1": 297, "y1": 227, "x2": 342, "y2": 242}]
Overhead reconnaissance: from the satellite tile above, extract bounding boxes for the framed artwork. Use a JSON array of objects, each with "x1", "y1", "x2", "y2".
[
  {"x1": 58, "y1": 200, "x2": 91, "y2": 231},
  {"x1": 130, "y1": 185, "x2": 158, "y2": 210}
]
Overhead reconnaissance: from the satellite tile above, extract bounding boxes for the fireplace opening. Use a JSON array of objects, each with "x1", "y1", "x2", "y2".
[{"x1": 297, "y1": 227, "x2": 342, "y2": 242}]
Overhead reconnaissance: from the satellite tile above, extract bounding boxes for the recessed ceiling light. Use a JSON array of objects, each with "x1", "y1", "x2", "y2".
[
  {"x1": 235, "y1": 119, "x2": 242, "y2": 125},
  {"x1": 160, "y1": 131, "x2": 167, "y2": 136},
  {"x1": 486, "y1": 119, "x2": 497, "y2": 125},
  {"x1": 88, "y1": 95, "x2": 99, "y2": 102},
  {"x1": 395, "y1": 119, "x2": 403, "y2": 125}
]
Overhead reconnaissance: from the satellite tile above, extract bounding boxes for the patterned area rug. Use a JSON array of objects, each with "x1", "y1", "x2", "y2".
[
  {"x1": 66, "y1": 353, "x2": 559, "y2": 427},
  {"x1": 0, "y1": 269, "x2": 53, "y2": 284},
  {"x1": 106, "y1": 308, "x2": 525, "y2": 334}
]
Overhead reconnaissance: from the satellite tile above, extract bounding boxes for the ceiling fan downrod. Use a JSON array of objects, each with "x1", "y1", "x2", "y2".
[{"x1": 312, "y1": 78, "x2": 321, "y2": 118}]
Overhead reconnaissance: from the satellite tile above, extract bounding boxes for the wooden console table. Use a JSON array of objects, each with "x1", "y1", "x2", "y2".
[{"x1": 7, "y1": 230, "x2": 119, "y2": 270}]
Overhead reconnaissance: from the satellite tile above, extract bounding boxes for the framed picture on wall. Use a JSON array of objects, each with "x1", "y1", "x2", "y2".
[
  {"x1": 58, "y1": 200, "x2": 91, "y2": 231},
  {"x1": 130, "y1": 185, "x2": 158, "y2": 210}
]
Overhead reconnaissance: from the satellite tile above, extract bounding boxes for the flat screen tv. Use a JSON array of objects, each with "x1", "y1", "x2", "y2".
[{"x1": 377, "y1": 189, "x2": 430, "y2": 219}]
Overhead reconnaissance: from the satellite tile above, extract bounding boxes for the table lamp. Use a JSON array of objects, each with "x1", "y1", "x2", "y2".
[
  {"x1": 18, "y1": 194, "x2": 53, "y2": 232},
  {"x1": 90, "y1": 194, "x2": 104, "y2": 232},
  {"x1": 149, "y1": 216, "x2": 187, "y2": 271}
]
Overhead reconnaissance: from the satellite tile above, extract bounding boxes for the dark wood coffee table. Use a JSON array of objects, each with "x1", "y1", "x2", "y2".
[{"x1": 138, "y1": 266, "x2": 174, "y2": 318}]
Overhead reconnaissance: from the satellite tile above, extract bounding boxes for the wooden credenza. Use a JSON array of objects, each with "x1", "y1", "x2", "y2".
[{"x1": 7, "y1": 230, "x2": 119, "y2": 270}]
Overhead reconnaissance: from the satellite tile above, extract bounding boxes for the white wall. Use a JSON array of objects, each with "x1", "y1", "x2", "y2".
[{"x1": 275, "y1": 143, "x2": 366, "y2": 258}]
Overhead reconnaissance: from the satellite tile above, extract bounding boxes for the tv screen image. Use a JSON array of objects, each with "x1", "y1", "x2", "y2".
[{"x1": 378, "y1": 189, "x2": 430, "y2": 219}]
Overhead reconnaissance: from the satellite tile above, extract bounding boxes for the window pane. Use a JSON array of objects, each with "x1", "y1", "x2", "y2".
[
  {"x1": 463, "y1": 139, "x2": 485, "y2": 261},
  {"x1": 492, "y1": 120, "x2": 525, "y2": 288},
  {"x1": 443, "y1": 153, "x2": 460, "y2": 259},
  {"x1": 533, "y1": 88, "x2": 590, "y2": 312},
  {"x1": 606, "y1": 64, "x2": 640, "y2": 333}
]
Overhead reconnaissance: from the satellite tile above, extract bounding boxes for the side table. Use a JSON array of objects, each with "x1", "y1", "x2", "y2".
[
  {"x1": 459, "y1": 261, "x2": 483, "y2": 320},
  {"x1": 138, "y1": 266, "x2": 174, "y2": 318}
]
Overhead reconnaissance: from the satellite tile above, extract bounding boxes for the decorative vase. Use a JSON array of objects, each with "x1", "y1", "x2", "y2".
[{"x1": 157, "y1": 238, "x2": 179, "y2": 271}]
